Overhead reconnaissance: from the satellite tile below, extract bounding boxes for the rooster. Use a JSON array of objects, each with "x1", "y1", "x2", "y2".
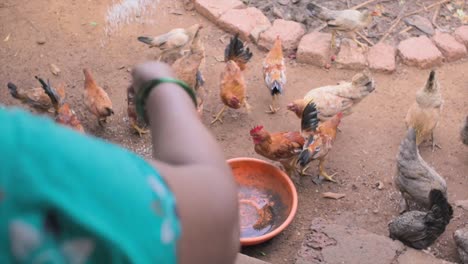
[
  {"x1": 249, "y1": 102, "x2": 319, "y2": 180},
  {"x1": 7, "y1": 82, "x2": 65, "y2": 113},
  {"x1": 171, "y1": 25, "x2": 205, "y2": 117},
  {"x1": 287, "y1": 70, "x2": 375, "y2": 121},
  {"x1": 306, "y1": 3, "x2": 379, "y2": 49},
  {"x1": 263, "y1": 36, "x2": 286, "y2": 114},
  {"x1": 388, "y1": 189, "x2": 453, "y2": 250},
  {"x1": 405, "y1": 70, "x2": 443, "y2": 152},
  {"x1": 36, "y1": 76, "x2": 84, "y2": 133},
  {"x1": 297, "y1": 109, "x2": 343, "y2": 184},
  {"x1": 83, "y1": 69, "x2": 114, "y2": 126},
  {"x1": 211, "y1": 34, "x2": 253, "y2": 125},
  {"x1": 395, "y1": 128, "x2": 447, "y2": 213},
  {"x1": 138, "y1": 24, "x2": 202, "y2": 64}
]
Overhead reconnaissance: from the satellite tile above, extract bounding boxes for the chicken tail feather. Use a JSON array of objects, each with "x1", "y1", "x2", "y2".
[
  {"x1": 7, "y1": 82, "x2": 20, "y2": 99},
  {"x1": 301, "y1": 100, "x2": 319, "y2": 134},
  {"x1": 426, "y1": 189, "x2": 453, "y2": 229},
  {"x1": 306, "y1": 3, "x2": 330, "y2": 20},
  {"x1": 425, "y1": 70, "x2": 436, "y2": 92},
  {"x1": 224, "y1": 33, "x2": 253, "y2": 69},
  {"x1": 137, "y1": 36, "x2": 154, "y2": 45},
  {"x1": 35, "y1": 76, "x2": 59, "y2": 108}
]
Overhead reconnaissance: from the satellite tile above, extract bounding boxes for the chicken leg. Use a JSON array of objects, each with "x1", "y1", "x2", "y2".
[
  {"x1": 318, "y1": 158, "x2": 337, "y2": 183},
  {"x1": 211, "y1": 105, "x2": 227, "y2": 124},
  {"x1": 266, "y1": 94, "x2": 280, "y2": 114},
  {"x1": 431, "y1": 132, "x2": 441, "y2": 152},
  {"x1": 131, "y1": 122, "x2": 149, "y2": 137}
]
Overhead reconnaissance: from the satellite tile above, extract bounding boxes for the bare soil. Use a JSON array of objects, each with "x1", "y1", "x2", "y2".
[{"x1": 0, "y1": 0, "x2": 467, "y2": 263}]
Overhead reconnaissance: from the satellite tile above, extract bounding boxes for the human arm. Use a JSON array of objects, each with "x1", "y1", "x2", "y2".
[{"x1": 131, "y1": 62, "x2": 240, "y2": 264}]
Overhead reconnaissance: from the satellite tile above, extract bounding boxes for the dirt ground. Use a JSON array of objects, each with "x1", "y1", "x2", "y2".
[{"x1": 0, "y1": 0, "x2": 467, "y2": 263}]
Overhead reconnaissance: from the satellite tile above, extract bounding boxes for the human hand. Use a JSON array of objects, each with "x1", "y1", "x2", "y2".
[{"x1": 130, "y1": 61, "x2": 176, "y2": 95}]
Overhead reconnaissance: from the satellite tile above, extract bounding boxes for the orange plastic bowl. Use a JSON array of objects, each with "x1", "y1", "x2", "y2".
[{"x1": 227, "y1": 158, "x2": 298, "y2": 246}]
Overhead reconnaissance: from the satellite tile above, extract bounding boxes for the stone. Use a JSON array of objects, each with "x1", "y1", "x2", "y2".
[
  {"x1": 235, "y1": 253, "x2": 270, "y2": 264},
  {"x1": 455, "y1": 200, "x2": 468, "y2": 211},
  {"x1": 397, "y1": 249, "x2": 456, "y2": 264},
  {"x1": 295, "y1": 218, "x2": 456, "y2": 264},
  {"x1": 404, "y1": 15, "x2": 435, "y2": 36},
  {"x1": 367, "y1": 42, "x2": 396, "y2": 73},
  {"x1": 258, "y1": 19, "x2": 305, "y2": 52},
  {"x1": 194, "y1": 0, "x2": 245, "y2": 23},
  {"x1": 36, "y1": 37, "x2": 46, "y2": 45},
  {"x1": 454, "y1": 228, "x2": 468, "y2": 264},
  {"x1": 249, "y1": 25, "x2": 270, "y2": 44},
  {"x1": 432, "y1": 31, "x2": 467, "y2": 62},
  {"x1": 454, "y1": 26, "x2": 468, "y2": 49},
  {"x1": 295, "y1": 218, "x2": 404, "y2": 264},
  {"x1": 335, "y1": 39, "x2": 367, "y2": 70},
  {"x1": 297, "y1": 32, "x2": 332, "y2": 67},
  {"x1": 398, "y1": 36, "x2": 443, "y2": 69},
  {"x1": 218, "y1": 7, "x2": 271, "y2": 41}
]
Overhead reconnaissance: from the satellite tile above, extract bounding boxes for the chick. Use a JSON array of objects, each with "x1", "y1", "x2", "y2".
[
  {"x1": 395, "y1": 128, "x2": 447, "y2": 213},
  {"x1": 388, "y1": 189, "x2": 453, "y2": 250},
  {"x1": 405, "y1": 70, "x2": 443, "y2": 151}
]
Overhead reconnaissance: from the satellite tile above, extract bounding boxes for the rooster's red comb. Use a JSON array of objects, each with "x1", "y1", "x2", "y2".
[{"x1": 249, "y1": 125, "x2": 264, "y2": 134}]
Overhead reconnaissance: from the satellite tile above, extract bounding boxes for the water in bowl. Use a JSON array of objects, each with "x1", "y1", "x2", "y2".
[{"x1": 238, "y1": 186, "x2": 282, "y2": 238}]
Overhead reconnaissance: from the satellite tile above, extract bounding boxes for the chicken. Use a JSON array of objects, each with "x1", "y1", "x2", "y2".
[
  {"x1": 36, "y1": 76, "x2": 85, "y2": 133},
  {"x1": 306, "y1": 3, "x2": 379, "y2": 49},
  {"x1": 7, "y1": 81, "x2": 65, "y2": 113},
  {"x1": 83, "y1": 68, "x2": 114, "y2": 126},
  {"x1": 211, "y1": 34, "x2": 253, "y2": 125},
  {"x1": 454, "y1": 227, "x2": 468, "y2": 264},
  {"x1": 171, "y1": 24, "x2": 205, "y2": 117},
  {"x1": 138, "y1": 24, "x2": 202, "y2": 64},
  {"x1": 249, "y1": 102, "x2": 319, "y2": 179},
  {"x1": 127, "y1": 86, "x2": 148, "y2": 137},
  {"x1": 388, "y1": 189, "x2": 453, "y2": 250},
  {"x1": 405, "y1": 70, "x2": 443, "y2": 152},
  {"x1": 263, "y1": 36, "x2": 286, "y2": 114},
  {"x1": 287, "y1": 70, "x2": 375, "y2": 121},
  {"x1": 249, "y1": 125, "x2": 305, "y2": 178},
  {"x1": 460, "y1": 116, "x2": 468, "y2": 145},
  {"x1": 297, "y1": 108, "x2": 343, "y2": 184},
  {"x1": 395, "y1": 128, "x2": 447, "y2": 213}
]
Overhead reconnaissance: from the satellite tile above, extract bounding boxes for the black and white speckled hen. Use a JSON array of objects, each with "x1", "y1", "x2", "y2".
[{"x1": 388, "y1": 189, "x2": 453, "y2": 250}]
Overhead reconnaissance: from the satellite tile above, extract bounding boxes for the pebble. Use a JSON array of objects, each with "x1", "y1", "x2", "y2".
[
  {"x1": 37, "y1": 37, "x2": 46, "y2": 45},
  {"x1": 278, "y1": 0, "x2": 289, "y2": 5}
]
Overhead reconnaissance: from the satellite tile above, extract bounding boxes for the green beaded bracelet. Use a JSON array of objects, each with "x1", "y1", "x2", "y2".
[{"x1": 135, "y1": 78, "x2": 198, "y2": 122}]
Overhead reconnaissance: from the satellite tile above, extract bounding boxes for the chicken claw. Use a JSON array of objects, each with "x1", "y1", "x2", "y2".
[
  {"x1": 131, "y1": 122, "x2": 149, "y2": 137},
  {"x1": 211, "y1": 105, "x2": 227, "y2": 125},
  {"x1": 431, "y1": 132, "x2": 441, "y2": 152},
  {"x1": 319, "y1": 160, "x2": 337, "y2": 183}
]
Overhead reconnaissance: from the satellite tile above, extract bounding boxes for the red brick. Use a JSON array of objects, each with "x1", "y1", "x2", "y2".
[
  {"x1": 397, "y1": 36, "x2": 443, "y2": 69},
  {"x1": 432, "y1": 31, "x2": 467, "y2": 62},
  {"x1": 296, "y1": 32, "x2": 332, "y2": 67},
  {"x1": 367, "y1": 43, "x2": 396, "y2": 73},
  {"x1": 257, "y1": 19, "x2": 305, "y2": 52},
  {"x1": 217, "y1": 7, "x2": 271, "y2": 42},
  {"x1": 454, "y1": 26, "x2": 468, "y2": 49},
  {"x1": 194, "y1": 0, "x2": 245, "y2": 23},
  {"x1": 336, "y1": 39, "x2": 367, "y2": 70}
]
